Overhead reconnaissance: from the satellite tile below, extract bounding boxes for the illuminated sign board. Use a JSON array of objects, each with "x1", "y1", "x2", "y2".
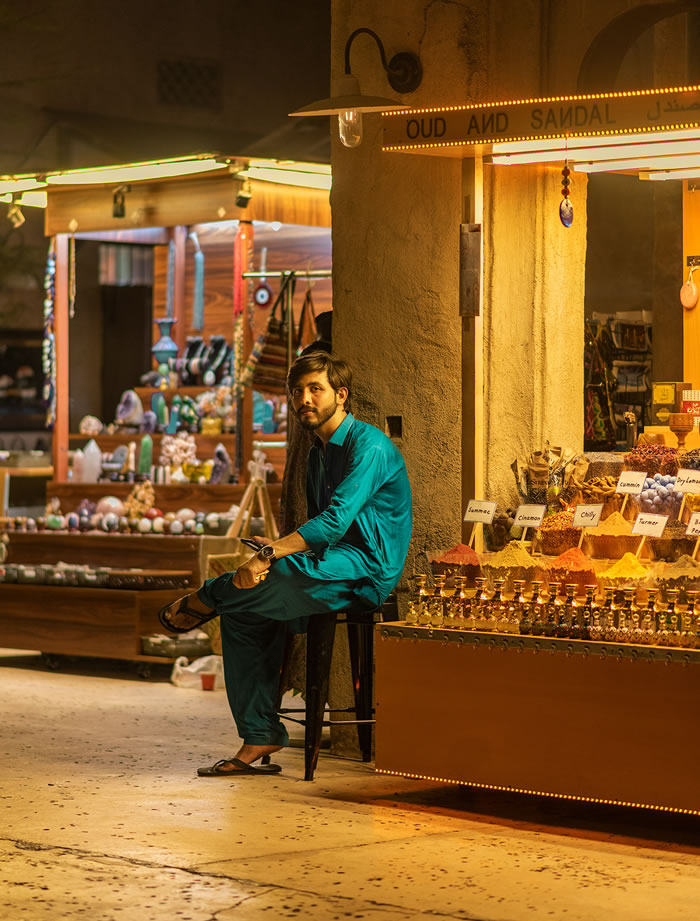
[{"x1": 382, "y1": 86, "x2": 700, "y2": 152}]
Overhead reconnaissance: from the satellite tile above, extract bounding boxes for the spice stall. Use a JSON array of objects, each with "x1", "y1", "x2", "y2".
[{"x1": 373, "y1": 86, "x2": 700, "y2": 814}]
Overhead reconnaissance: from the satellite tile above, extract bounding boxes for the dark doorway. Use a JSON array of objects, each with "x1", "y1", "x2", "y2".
[{"x1": 100, "y1": 285, "x2": 152, "y2": 423}]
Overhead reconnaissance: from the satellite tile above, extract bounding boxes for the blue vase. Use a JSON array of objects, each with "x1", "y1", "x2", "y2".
[{"x1": 152, "y1": 318, "x2": 178, "y2": 369}]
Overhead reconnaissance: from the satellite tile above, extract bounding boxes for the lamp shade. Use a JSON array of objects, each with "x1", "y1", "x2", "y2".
[{"x1": 289, "y1": 74, "x2": 406, "y2": 117}]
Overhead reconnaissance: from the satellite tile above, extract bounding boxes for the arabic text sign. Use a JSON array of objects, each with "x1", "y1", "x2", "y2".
[
  {"x1": 686, "y1": 512, "x2": 700, "y2": 537},
  {"x1": 616, "y1": 471, "x2": 647, "y2": 495},
  {"x1": 513, "y1": 504, "x2": 546, "y2": 529},
  {"x1": 572, "y1": 504, "x2": 604, "y2": 529},
  {"x1": 383, "y1": 88, "x2": 700, "y2": 149},
  {"x1": 674, "y1": 468, "x2": 700, "y2": 493},
  {"x1": 632, "y1": 512, "x2": 668, "y2": 538},
  {"x1": 463, "y1": 500, "x2": 497, "y2": 524}
]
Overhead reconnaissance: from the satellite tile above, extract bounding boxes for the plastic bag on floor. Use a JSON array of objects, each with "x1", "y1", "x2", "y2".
[{"x1": 170, "y1": 654, "x2": 225, "y2": 690}]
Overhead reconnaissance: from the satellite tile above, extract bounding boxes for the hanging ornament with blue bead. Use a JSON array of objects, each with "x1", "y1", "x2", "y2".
[{"x1": 559, "y1": 160, "x2": 573, "y2": 227}]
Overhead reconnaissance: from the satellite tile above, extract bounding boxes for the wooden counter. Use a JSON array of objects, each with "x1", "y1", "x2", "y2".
[
  {"x1": 376, "y1": 624, "x2": 700, "y2": 815},
  {"x1": 0, "y1": 584, "x2": 179, "y2": 661},
  {"x1": 0, "y1": 532, "x2": 248, "y2": 661}
]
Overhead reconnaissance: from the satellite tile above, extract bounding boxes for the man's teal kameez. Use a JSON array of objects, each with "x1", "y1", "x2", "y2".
[{"x1": 197, "y1": 413, "x2": 413, "y2": 745}]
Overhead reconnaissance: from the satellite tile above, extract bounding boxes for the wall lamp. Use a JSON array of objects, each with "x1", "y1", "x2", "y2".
[{"x1": 289, "y1": 27, "x2": 422, "y2": 148}]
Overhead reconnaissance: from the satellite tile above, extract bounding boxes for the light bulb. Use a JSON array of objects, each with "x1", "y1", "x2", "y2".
[{"x1": 339, "y1": 110, "x2": 363, "y2": 148}]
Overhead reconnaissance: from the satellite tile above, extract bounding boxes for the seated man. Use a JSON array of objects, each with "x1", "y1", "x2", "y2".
[{"x1": 159, "y1": 353, "x2": 413, "y2": 776}]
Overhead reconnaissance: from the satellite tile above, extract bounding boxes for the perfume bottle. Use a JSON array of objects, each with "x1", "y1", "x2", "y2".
[
  {"x1": 580, "y1": 585, "x2": 597, "y2": 640},
  {"x1": 630, "y1": 610, "x2": 644, "y2": 645},
  {"x1": 417, "y1": 589, "x2": 432, "y2": 627},
  {"x1": 599, "y1": 587, "x2": 615, "y2": 641},
  {"x1": 405, "y1": 600, "x2": 419, "y2": 626},
  {"x1": 529, "y1": 581, "x2": 544, "y2": 636},
  {"x1": 473, "y1": 578, "x2": 489, "y2": 631},
  {"x1": 643, "y1": 589, "x2": 658, "y2": 645},
  {"x1": 543, "y1": 582, "x2": 560, "y2": 637},
  {"x1": 492, "y1": 579, "x2": 510, "y2": 634},
  {"x1": 463, "y1": 585, "x2": 477, "y2": 631},
  {"x1": 519, "y1": 601, "x2": 532, "y2": 635},
  {"x1": 446, "y1": 576, "x2": 467, "y2": 629},
  {"x1": 616, "y1": 590, "x2": 635, "y2": 645},
  {"x1": 412, "y1": 574, "x2": 429, "y2": 624},
  {"x1": 558, "y1": 584, "x2": 578, "y2": 639},
  {"x1": 656, "y1": 594, "x2": 673, "y2": 646},
  {"x1": 482, "y1": 579, "x2": 503, "y2": 632},
  {"x1": 429, "y1": 590, "x2": 444, "y2": 628},
  {"x1": 686, "y1": 591, "x2": 699, "y2": 648}
]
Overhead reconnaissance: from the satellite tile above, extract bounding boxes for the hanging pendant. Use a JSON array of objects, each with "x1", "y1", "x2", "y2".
[
  {"x1": 559, "y1": 162, "x2": 573, "y2": 227},
  {"x1": 559, "y1": 197, "x2": 573, "y2": 227}
]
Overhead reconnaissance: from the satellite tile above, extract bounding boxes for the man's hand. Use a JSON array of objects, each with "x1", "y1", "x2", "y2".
[{"x1": 233, "y1": 553, "x2": 270, "y2": 589}]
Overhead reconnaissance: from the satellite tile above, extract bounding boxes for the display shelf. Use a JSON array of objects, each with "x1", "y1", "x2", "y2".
[
  {"x1": 134, "y1": 386, "x2": 214, "y2": 401},
  {"x1": 376, "y1": 624, "x2": 700, "y2": 814},
  {"x1": 68, "y1": 432, "x2": 236, "y2": 455},
  {"x1": 46, "y1": 481, "x2": 281, "y2": 516},
  {"x1": 0, "y1": 583, "x2": 181, "y2": 661},
  {"x1": 6, "y1": 531, "x2": 248, "y2": 584}
]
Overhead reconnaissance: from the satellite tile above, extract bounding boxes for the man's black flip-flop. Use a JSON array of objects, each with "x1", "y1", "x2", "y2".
[
  {"x1": 158, "y1": 596, "x2": 217, "y2": 635},
  {"x1": 197, "y1": 757, "x2": 282, "y2": 777}
]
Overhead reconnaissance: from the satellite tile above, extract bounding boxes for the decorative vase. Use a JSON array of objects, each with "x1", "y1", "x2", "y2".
[{"x1": 152, "y1": 318, "x2": 178, "y2": 370}]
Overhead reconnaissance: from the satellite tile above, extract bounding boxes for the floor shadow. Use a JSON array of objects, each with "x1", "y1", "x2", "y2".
[
  {"x1": 333, "y1": 778, "x2": 700, "y2": 855},
  {"x1": 0, "y1": 650, "x2": 174, "y2": 682}
]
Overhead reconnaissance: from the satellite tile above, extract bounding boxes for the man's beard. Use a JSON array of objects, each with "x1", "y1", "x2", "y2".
[{"x1": 296, "y1": 401, "x2": 338, "y2": 430}]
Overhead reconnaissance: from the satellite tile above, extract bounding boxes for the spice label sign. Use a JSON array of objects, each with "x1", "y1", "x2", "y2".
[
  {"x1": 463, "y1": 500, "x2": 497, "y2": 523},
  {"x1": 513, "y1": 504, "x2": 546, "y2": 529},
  {"x1": 674, "y1": 468, "x2": 700, "y2": 493},
  {"x1": 616, "y1": 471, "x2": 647, "y2": 494},
  {"x1": 686, "y1": 512, "x2": 700, "y2": 537},
  {"x1": 572, "y1": 504, "x2": 603, "y2": 528},
  {"x1": 632, "y1": 512, "x2": 669, "y2": 537}
]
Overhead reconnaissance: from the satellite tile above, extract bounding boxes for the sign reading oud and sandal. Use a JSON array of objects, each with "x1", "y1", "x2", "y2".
[{"x1": 382, "y1": 86, "x2": 700, "y2": 151}]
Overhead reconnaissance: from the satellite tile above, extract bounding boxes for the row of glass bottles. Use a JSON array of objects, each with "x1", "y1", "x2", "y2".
[{"x1": 405, "y1": 574, "x2": 700, "y2": 649}]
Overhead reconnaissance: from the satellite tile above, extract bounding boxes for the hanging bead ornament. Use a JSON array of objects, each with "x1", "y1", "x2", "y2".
[
  {"x1": 42, "y1": 239, "x2": 57, "y2": 429},
  {"x1": 559, "y1": 160, "x2": 573, "y2": 228}
]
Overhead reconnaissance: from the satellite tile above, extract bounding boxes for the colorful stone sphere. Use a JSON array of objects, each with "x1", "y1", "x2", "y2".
[
  {"x1": 102, "y1": 512, "x2": 120, "y2": 532},
  {"x1": 96, "y1": 496, "x2": 125, "y2": 517}
]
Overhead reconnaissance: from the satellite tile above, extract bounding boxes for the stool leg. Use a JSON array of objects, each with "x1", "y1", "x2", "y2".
[
  {"x1": 347, "y1": 619, "x2": 374, "y2": 762},
  {"x1": 304, "y1": 611, "x2": 336, "y2": 781}
]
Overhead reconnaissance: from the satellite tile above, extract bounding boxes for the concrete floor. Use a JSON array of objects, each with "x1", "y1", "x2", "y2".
[{"x1": 2, "y1": 652, "x2": 700, "y2": 921}]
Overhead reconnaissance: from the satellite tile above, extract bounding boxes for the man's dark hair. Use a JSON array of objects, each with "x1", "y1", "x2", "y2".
[{"x1": 287, "y1": 353, "x2": 352, "y2": 412}]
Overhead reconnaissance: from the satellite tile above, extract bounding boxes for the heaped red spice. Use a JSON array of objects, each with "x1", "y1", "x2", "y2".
[
  {"x1": 437, "y1": 543, "x2": 480, "y2": 566},
  {"x1": 547, "y1": 546, "x2": 596, "y2": 573}
]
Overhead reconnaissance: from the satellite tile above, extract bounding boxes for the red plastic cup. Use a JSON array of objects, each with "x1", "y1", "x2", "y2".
[{"x1": 200, "y1": 673, "x2": 216, "y2": 691}]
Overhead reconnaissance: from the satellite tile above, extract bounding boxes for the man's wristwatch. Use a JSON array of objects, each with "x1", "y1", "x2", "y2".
[{"x1": 257, "y1": 544, "x2": 276, "y2": 564}]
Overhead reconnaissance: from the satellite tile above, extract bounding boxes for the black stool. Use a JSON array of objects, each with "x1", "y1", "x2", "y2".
[{"x1": 279, "y1": 594, "x2": 398, "y2": 781}]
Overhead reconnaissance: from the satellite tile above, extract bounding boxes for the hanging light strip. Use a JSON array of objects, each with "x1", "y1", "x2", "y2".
[
  {"x1": 492, "y1": 135, "x2": 700, "y2": 165},
  {"x1": 45, "y1": 155, "x2": 226, "y2": 185},
  {"x1": 575, "y1": 152, "x2": 700, "y2": 173},
  {"x1": 646, "y1": 166, "x2": 700, "y2": 180},
  {"x1": 0, "y1": 177, "x2": 47, "y2": 194},
  {"x1": 381, "y1": 82, "x2": 700, "y2": 117},
  {"x1": 0, "y1": 191, "x2": 47, "y2": 208},
  {"x1": 491, "y1": 127, "x2": 700, "y2": 154},
  {"x1": 239, "y1": 167, "x2": 332, "y2": 191}
]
